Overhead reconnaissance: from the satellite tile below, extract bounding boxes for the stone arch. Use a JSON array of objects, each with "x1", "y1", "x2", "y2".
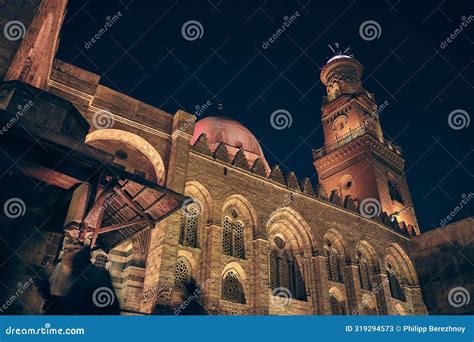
[
  {"x1": 184, "y1": 181, "x2": 212, "y2": 224},
  {"x1": 221, "y1": 262, "x2": 247, "y2": 304},
  {"x1": 356, "y1": 240, "x2": 382, "y2": 273},
  {"x1": 221, "y1": 195, "x2": 257, "y2": 258},
  {"x1": 174, "y1": 255, "x2": 192, "y2": 288},
  {"x1": 221, "y1": 261, "x2": 247, "y2": 281},
  {"x1": 177, "y1": 250, "x2": 197, "y2": 276},
  {"x1": 85, "y1": 129, "x2": 166, "y2": 184},
  {"x1": 266, "y1": 207, "x2": 318, "y2": 256},
  {"x1": 329, "y1": 286, "x2": 347, "y2": 315},
  {"x1": 222, "y1": 194, "x2": 257, "y2": 229},
  {"x1": 384, "y1": 243, "x2": 419, "y2": 287},
  {"x1": 324, "y1": 228, "x2": 351, "y2": 264}
]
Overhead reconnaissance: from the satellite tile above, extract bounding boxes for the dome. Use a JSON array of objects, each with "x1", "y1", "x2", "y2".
[
  {"x1": 190, "y1": 116, "x2": 269, "y2": 173},
  {"x1": 326, "y1": 54, "x2": 352, "y2": 64}
]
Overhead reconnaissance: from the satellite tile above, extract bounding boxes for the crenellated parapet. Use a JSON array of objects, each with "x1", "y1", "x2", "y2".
[{"x1": 190, "y1": 133, "x2": 414, "y2": 237}]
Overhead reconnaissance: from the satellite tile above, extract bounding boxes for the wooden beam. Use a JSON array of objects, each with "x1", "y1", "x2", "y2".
[
  {"x1": 115, "y1": 187, "x2": 155, "y2": 229},
  {"x1": 98, "y1": 218, "x2": 147, "y2": 234},
  {"x1": 83, "y1": 177, "x2": 119, "y2": 226}
]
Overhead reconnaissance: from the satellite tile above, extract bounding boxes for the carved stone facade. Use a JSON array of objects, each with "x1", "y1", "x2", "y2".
[{"x1": 3, "y1": 0, "x2": 461, "y2": 316}]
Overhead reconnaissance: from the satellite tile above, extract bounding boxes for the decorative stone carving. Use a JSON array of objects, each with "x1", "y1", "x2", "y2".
[
  {"x1": 315, "y1": 184, "x2": 328, "y2": 200},
  {"x1": 232, "y1": 149, "x2": 249, "y2": 170},
  {"x1": 301, "y1": 178, "x2": 315, "y2": 196},
  {"x1": 213, "y1": 143, "x2": 231, "y2": 163},
  {"x1": 192, "y1": 133, "x2": 211, "y2": 154},
  {"x1": 269, "y1": 165, "x2": 285, "y2": 184},
  {"x1": 250, "y1": 158, "x2": 267, "y2": 176},
  {"x1": 286, "y1": 171, "x2": 300, "y2": 191}
]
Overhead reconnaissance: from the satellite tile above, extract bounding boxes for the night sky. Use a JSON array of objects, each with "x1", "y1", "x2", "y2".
[{"x1": 56, "y1": 0, "x2": 473, "y2": 233}]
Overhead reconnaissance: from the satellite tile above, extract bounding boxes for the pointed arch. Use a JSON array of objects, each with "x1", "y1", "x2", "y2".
[
  {"x1": 221, "y1": 195, "x2": 257, "y2": 259},
  {"x1": 384, "y1": 243, "x2": 419, "y2": 287},
  {"x1": 180, "y1": 181, "x2": 212, "y2": 248},
  {"x1": 85, "y1": 129, "x2": 166, "y2": 184},
  {"x1": 266, "y1": 207, "x2": 318, "y2": 256}
]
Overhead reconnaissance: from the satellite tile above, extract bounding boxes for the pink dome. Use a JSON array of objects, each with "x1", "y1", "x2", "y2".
[{"x1": 190, "y1": 116, "x2": 269, "y2": 173}]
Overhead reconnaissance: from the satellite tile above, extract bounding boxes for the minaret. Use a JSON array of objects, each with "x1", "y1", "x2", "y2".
[
  {"x1": 313, "y1": 50, "x2": 419, "y2": 234},
  {"x1": 4, "y1": 0, "x2": 68, "y2": 89}
]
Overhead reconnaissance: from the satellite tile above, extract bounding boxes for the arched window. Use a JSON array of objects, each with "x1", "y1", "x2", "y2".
[
  {"x1": 222, "y1": 208, "x2": 245, "y2": 259},
  {"x1": 174, "y1": 257, "x2": 192, "y2": 288},
  {"x1": 329, "y1": 294, "x2": 345, "y2": 315},
  {"x1": 387, "y1": 266, "x2": 406, "y2": 301},
  {"x1": 269, "y1": 237, "x2": 306, "y2": 301},
  {"x1": 221, "y1": 270, "x2": 246, "y2": 304},
  {"x1": 179, "y1": 205, "x2": 198, "y2": 247},
  {"x1": 387, "y1": 178, "x2": 404, "y2": 203},
  {"x1": 326, "y1": 248, "x2": 342, "y2": 282},
  {"x1": 358, "y1": 258, "x2": 372, "y2": 291}
]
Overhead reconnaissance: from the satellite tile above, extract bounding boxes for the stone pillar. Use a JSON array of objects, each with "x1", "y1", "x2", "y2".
[
  {"x1": 141, "y1": 110, "x2": 195, "y2": 313},
  {"x1": 344, "y1": 263, "x2": 358, "y2": 314},
  {"x1": 252, "y1": 238, "x2": 270, "y2": 315},
  {"x1": 315, "y1": 254, "x2": 331, "y2": 314},
  {"x1": 201, "y1": 224, "x2": 223, "y2": 314}
]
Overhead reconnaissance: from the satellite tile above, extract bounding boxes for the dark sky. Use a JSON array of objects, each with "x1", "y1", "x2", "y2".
[{"x1": 56, "y1": 0, "x2": 473, "y2": 233}]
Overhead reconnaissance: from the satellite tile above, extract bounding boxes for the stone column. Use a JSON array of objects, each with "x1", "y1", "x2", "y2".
[
  {"x1": 252, "y1": 238, "x2": 270, "y2": 315},
  {"x1": 201, "y1": 224, "x2": 223, "y2": 314},
  {"x1": 344, "y1": 263, "x2": 358, "y2": 314},
  {"x1": 315, "y1": 254, "x2": 331, "y2": 314},
  {"x1": 141, "y1": 110, "x2": 195, "y2": 313}
]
